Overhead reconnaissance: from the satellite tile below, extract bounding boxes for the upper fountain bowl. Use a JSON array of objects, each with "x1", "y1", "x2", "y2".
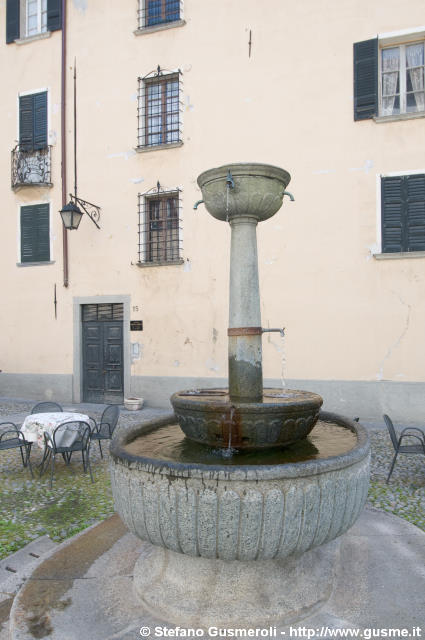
[{"x1": 197, "y1": 163, "x2": 291, "y2": 222}]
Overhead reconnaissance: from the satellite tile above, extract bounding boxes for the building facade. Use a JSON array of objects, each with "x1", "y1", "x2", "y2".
[{"x1": 1, "y1": 0, "x2": 425, "y2": 421}]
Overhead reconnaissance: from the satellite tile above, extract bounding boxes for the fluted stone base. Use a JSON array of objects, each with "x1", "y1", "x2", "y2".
[{"x1": 133, "y1": 538, "x2": 339, "y2": 627}]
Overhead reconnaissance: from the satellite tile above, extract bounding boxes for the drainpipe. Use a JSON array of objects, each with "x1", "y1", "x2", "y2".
[{"x1": 61, "y1": 0, "x2": 69, "y2": 287}]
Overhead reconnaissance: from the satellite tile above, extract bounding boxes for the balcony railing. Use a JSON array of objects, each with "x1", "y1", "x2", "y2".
[{"x1": 11, "y1": 145, "x2": 52, "y2": 190}]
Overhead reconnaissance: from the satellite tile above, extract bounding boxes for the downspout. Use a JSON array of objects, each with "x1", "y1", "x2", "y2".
[{"x1": 61, "y1": 0, "x2": 69, "y2": 287}]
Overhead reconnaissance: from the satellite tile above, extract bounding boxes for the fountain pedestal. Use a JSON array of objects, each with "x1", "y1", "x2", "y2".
[{"x1": 228, "y1": 214, "x2": 263, "y2": 401}]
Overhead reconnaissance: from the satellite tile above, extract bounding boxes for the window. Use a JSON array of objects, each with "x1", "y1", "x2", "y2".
[
  {"x1": 6, "y1": 0, "x2": 61, "y2": 43},
  {"x1": 19, "y1": 91, "x2": 47, "y2": 151},
  {"x1": 381, "y1": 43, "x2": 424, "y2": 116},
  {"x1": 20, "y1": 203, "x2": 50, "y2": 263},
  {"x1": 138, "y1": 187, "x2": 182, "y2": 264},
  {"x1": 381, "y1": 174, "x2": 425, "y2": 253},
  {"x1": 138, "y1": 0, "x2": 181, "y2": 30},
  {"x1": 354, "y1": 30, "x2": 425, "y2": 120},
  {"x1": 12, "y1": 91, "x2": 51, "y2": 189},
  {"x1": 26, "y1": 0, "x2": 47, "y2": 36},
  {"x1": 138, "y1": 69, "x2": 182, "y2": 148}
]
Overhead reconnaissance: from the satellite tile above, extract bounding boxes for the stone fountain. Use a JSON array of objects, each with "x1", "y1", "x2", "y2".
[{"x1": 110, "y1": 163, "x2": 370, "y2": 627}]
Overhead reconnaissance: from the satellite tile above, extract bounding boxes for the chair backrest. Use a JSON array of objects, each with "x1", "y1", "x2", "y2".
[
  {"x1": 31, "y1": 402, "x2": 63, "y2": 414},
  {"x1": 51, "y1": 421, "x2": 91, "y2": 450},
  {"x1": 101, "y1": 405, "x2": 120, "y2": 434},
  {"x1": 0, "y1": 425, "x2": 24, "y2": 444},
  {"x1": 0, "y1": 421, "x2": 19, "y2": 432},
  {"x1": 383, "y1": 414, "x2": 398, "y2": 450}
]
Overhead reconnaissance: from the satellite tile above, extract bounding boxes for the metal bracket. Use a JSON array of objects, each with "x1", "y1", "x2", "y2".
[{"x1": 70, "y1": 194, "x2": 101, "y2": 229}]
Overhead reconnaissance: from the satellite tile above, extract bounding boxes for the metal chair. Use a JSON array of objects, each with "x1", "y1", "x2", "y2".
[
  {"x1": 89, "y1": 405, "x2": 120, "y2": 458},
  {"x1": 0, "y1": 422, "x2": 33, "y2": 477},
  {"x1": 31, "y1": 402, "x2": 63, "y2": 414},
  {"x1": 41, "y1": 421, "x2": 93, "y2": 487},
  {"x1": 383, "y1": 414, "x2": 425, "y2": 483}
]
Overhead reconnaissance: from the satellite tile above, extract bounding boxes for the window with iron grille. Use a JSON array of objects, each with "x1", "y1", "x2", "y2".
[
  {"x1": 138, "y1": 186, "x2": 182, "y2": 264},
  {"x1": 138, "y1": 0, "x2": 182, "y2": 30},
  {"x1": 138, "y1": 68, "x2": 182, "y2": 149}
]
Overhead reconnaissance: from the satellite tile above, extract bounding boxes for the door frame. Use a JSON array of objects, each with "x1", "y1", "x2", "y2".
[{"x1": 73, "y1": 295, "x2": 131, "y2": 403}]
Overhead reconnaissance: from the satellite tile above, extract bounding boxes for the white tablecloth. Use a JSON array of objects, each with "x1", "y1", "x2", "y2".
[{"x1": 21, "y1": 412, "x2": 91, "y2": 449}]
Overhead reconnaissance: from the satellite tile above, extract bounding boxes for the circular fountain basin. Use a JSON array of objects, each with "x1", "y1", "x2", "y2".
[
  {"x1": 110, "y1": 412, "x2": 370, "y2": 625},
  {"x1": 171, "y1": 387, "x2": 323, "y2": 449},
  {"x1": 197, "y1": 162, "x2": 291, "y2": 222}
]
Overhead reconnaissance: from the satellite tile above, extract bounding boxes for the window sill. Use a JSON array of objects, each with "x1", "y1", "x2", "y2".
[
  {"x1": 136, "y1": 141, "x2": 183, "y2": 153},
  {"x1": 374, "y1": 111, "x2": 425, "y2": 124},
  {"x1": 134, "y1": 19, "x2": 186, "y2": 36},
  {"x1": 373, "y1": 251, "x2": 425, "y2": 260},
  {"x1": 15, "y1": 31, "x2": 51, "y2": 45},
  {"x1": 17, "y1": 260, "x2": 54, "y2": 267},
  {"x1": 136, "y1": 259, "x2": 184, "y2": 268}
]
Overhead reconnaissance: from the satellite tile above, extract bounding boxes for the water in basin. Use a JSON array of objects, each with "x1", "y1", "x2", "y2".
[{"x1": 123, "y1": 419, "x2": 357, "y2": 466}]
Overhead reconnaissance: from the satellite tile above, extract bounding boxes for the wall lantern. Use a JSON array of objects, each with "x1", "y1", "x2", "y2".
[{"x1": 59, "y1": 194, "x2": 101, "y2": 230}]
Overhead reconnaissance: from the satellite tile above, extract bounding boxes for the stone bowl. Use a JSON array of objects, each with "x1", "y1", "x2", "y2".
[
  {"x1": 110, "y1": 411, "x2": 370, "y2": 625},
  {"x1": 197, "y1": 162, "x2": 291, "y2": 222},
  {"x1": 110, "y1": 411, "x2": 370, "y2": 562},
  {"x1": 170, "y1": 387, "x2": 323, "y2": 449}
]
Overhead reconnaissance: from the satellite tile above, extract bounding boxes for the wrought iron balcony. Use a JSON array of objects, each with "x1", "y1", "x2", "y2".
[{"x1": 11, "y1": 145, "x2": 52, "y2": 189}]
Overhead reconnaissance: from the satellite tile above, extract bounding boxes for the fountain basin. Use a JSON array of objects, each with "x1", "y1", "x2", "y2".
[
  {"x1": 171, "y1": 387, "x2": 323, "y2": 449},
  {"x1": 110, "y1": 412, "x2": 369, "y2": 625},
  {"x1": 197, "y1": 162, "x2": 291, "y2": 222},
  {"x1": 110, "y1": 411, "x2": 370, "y2": 562}
]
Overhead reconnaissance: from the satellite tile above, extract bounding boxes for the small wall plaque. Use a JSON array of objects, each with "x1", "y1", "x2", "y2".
[{"x1": 130, "y1": 320, "x2": 143, "y2": 331}]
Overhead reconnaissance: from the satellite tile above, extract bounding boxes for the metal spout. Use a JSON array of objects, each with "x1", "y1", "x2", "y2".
[
  {"x1": 226, "y1": 170, "x2": 235, "y2": 189},
  {"x1": 193, "y1": 200, "x2": 204, "y2": 210},
  {"x1": 262, "y1": 327, "x2": 285, "y2": 338},
  {"x1": 282, "y1": 191, "x2": 295, "y2": 201}
]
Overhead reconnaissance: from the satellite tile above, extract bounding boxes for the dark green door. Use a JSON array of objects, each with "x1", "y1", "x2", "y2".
[{"x1": 82, "y1": 304, "x2": 124, "y2": 404}]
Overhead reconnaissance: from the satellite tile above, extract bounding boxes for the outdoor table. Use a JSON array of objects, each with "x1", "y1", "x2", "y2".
[{"x1": 20, "y1": 412, "x2": 91, "y2": 450}]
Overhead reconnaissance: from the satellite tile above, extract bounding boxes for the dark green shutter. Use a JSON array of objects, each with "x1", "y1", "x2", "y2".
[
  {"x1": 381, "y1": 175, "x2": 425, "y2": 253},
  {"x1": 20, "y1": 204, "x2": 50, "y2": 263},
  {"x1": 353, "y1": 38, "x2": 378, "y2": 121},
  {"x1": 47, "y1": 0, "x2": 62, "y2": 31},
  {"x1": 406, "y1": 175, "x2": 425, "y2": 251},
  {"x1": 6, "y1": 0, "x2": 20, "y2": 43},
  {"x1": 19, "y1": 92, "x2": 47, "y2": 151},
  {"x1": 33, "y1": 93, "x2": 48, "y2": 149}
]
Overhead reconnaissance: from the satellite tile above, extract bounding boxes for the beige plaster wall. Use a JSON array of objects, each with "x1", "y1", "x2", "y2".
[{"x1": 1, "y1": 0, "x2": 425, "y2": 391}]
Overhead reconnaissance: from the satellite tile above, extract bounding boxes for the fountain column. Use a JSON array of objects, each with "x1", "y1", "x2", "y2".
[{"x1": 228, "y1": 214, "x2": 263, "y2": 401}]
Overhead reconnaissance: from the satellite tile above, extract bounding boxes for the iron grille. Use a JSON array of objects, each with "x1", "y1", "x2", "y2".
[
  {"x1": 82, "y1": 304, "x2": 124, "y2": 322},
  {"x1": 137, "y1": 68, "x2": 183, "y2": 148},
  {"x1": 11, "y1": 145, "x2": 52, "y2": 189},
  {"x1": 138, "y1": 0, "x2": 182, "y2": 29},
  {"x1": 138, "y1": 186, "x2": 182, "y2": 264}
]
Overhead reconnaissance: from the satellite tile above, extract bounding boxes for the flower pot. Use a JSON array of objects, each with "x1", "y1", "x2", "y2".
[{"x1": 124, "y1": 397, "x2": 144, "y2": 411}]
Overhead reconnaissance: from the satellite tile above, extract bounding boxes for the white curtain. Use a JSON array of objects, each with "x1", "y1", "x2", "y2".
[
  {"x1": 406, "y1": 43, "x2": 425, "y2": 112},
  {"x1": 382, "y1": 47, "x2": 400, "y2": 115}
]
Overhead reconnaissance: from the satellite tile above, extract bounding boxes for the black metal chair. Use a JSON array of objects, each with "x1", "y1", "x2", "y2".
[
  {"x1": 383, "y1": 414, "x2": 425, "y2": 483},
  {"x1": 31, "y1": 402, "x2": 63, "y2": 414},
  {"x1": 40, "y1": 420, "x2": 93, "y2": 487},
  {"x1": 89, "y1": 405, "x2": 120, "y2": 458},
  {"x1": 0, "y1": 422, "x2": 33, "y2": 477}
]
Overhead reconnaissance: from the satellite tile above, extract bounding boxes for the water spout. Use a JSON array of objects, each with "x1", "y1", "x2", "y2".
[
  {"x1": 282, "y1": 191, "x2": 295, "y2": 201},
  {"x1": 193, "y1": 200, "x2": 204, "y2": 210},
  {"x1": 262, "y1": 327, "x2": 285, "y2": 338}
]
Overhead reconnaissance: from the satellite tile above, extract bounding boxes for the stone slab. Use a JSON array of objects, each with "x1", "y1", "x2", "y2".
[{"x1": 8, "y1": 508, "x2": 425, "y2": 639}]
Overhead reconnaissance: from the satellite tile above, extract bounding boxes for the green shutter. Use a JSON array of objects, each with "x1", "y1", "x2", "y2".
[
  {"x1": 20, "y1": 204, "x2": 50, "y2": 263},
  {"x1": 382, "y1": 175, "x2": 425, "y2": 253},
  {"x1": 6, "y1": 0, "x2": 20, "y2": 43},
  {"x1": 47, "y1": 0, "x2": 62, "y2": 32},
  {"x1": 33, "y1": 93, "x2": 48, "y2": 149},
  {"x1": 406, "y1": 175, "x2": 425, "y2": 252},
  {"x1": 19, "y1": 96, "x2": 34, "y2": 151},
  {"x1": 19, "y1": 92, "x2": 47, "y2": 151},
  {"x1": 353, "y1": 38, "x2": 378, "y2": 121}
]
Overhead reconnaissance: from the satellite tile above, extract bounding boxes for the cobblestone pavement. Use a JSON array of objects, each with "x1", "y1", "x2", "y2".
[{"x1": 0, "y1": 398, "x2": 424, "y2": 561}]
